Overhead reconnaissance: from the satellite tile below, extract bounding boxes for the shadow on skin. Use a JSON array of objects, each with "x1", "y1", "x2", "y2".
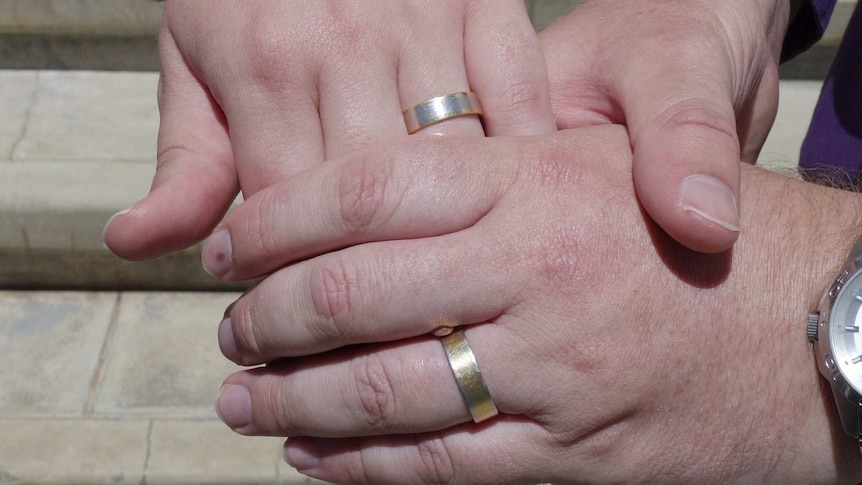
[{"x1": 640, "y1": 204, "x2": 732, "y2": 289}]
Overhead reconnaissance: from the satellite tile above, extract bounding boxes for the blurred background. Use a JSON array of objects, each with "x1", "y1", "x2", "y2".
[{"x1": 0, "y1": 0, "x2": 855, "y2": 483}]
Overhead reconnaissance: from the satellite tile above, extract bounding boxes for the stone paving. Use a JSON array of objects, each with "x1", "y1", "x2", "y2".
[{"x1": 0, "y1": 290, "x2": 327, "y2": 484}]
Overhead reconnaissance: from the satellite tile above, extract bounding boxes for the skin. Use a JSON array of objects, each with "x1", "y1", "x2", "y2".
[
  {"x1": 207, "y1": 126, "x2": 862, "y2": 484},
  {"x1": 103, "y1": 0, "x2": 791, "y2": 257},
  {"x1": 101, "y1": 1, "x2": 860, "y2": 482}
]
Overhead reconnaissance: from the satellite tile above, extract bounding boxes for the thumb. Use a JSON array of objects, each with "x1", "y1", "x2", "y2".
[
  {"x1": 616, "y1": 50, "x2": 743, "y2": 254},
  {"x1": 102, "y1": 26, "x2": 237, "y2": 261}
]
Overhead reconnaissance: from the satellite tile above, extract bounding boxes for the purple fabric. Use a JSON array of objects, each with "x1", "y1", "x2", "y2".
[
  {"x1": 799, "y1": 1, "x2": 862, "y2": 179},
  {"x1": 783, "y1": 0, "x2": 838, "y2": 61}
]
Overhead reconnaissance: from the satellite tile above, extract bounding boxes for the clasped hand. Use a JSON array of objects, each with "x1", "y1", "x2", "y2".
[{"x1": 98, "y1": 0, "x2": 851, "y2": 482}]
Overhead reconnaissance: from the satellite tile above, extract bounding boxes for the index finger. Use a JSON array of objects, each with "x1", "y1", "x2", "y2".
[{"x1": 200, "y1": 137, "x2": 515, "y2": 281}]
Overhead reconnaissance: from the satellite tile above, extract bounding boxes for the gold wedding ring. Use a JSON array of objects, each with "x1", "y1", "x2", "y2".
[
  {"x1": 440, "y1": 329, "x2": 498, "y2": 423},
  {"x1": 402, "y1": 92, "x2": 483, "y2": 134}
]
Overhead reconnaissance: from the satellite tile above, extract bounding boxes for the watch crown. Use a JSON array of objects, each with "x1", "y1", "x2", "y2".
[{"x1": 808, "y1": 314, "x2": 820, "y2": 341}]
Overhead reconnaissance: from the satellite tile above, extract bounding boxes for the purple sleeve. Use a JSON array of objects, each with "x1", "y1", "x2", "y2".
[
  {"x1": 781, "y1": 0, "x2": 838, "y2": 62},
  {"x1": 798, "y1": 2, "x2": 862, "y2": 177}
]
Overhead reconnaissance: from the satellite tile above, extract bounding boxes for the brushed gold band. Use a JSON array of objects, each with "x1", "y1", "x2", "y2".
[
  {"x1": 402, "y1": 92, "x2": 483, "y2": 134},
  {"x1": 440, "y1": 329, "x2": 498, "y2": 423}
]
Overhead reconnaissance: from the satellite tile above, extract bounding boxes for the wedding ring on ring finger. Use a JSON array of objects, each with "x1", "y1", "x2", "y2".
[
  {"x1": 440, "y1": 329, "x2": 498, "y2": 424},
  {"x1": 402, "y1": 92, "x2": 483, "y2": 134}
]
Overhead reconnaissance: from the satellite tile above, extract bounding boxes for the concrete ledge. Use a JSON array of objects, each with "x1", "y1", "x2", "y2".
[
  {"x1": 0, "y1": 0, "x2": 854, "y2": 74},
  {"x1": 0, "y1": 0, "x2": 163, "y2": 36},
  {"x1": 823, "y1": 0, "x2": 858, "y2": 45},
  {"x1": 0, "y1": 0, "x2": 854, "y2": 41},
  {"x1": 0, "y1": 34, "x2": 159, "y2": 71},
  {"x1": 0, "y1": 161, "x2": 245, "y2": 290}
]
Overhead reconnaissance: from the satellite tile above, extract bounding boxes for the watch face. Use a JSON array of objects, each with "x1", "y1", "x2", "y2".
[{"x1": 831, "y1": 269, "x2": 862, "y2": 394}]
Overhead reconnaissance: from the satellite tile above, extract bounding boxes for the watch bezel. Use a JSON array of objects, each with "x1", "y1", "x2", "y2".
[{"x1": 816, "y1": 258, "x2": 862, "y2": 419}]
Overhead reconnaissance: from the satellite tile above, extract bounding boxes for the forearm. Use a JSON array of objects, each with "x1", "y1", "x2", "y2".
[{"x1": 731, "y1": 166, "x2": 862, "y2": 483}]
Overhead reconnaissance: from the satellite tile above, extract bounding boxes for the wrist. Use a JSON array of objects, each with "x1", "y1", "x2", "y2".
[{"x1": 737, "y1": 166, "x2": 862, "y2": 483}]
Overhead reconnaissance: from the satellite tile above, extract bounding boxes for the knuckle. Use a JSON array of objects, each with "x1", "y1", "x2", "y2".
[
  {"x1": 265, "y1": 375, "x2": 297, "y2": 433},
  {"x1": 496, "y1": 78, "x2": 546, "y2": 122},
  {"x1": 309, "y1": 257, "x2": 362, "y2": 339},
  {"x1": 320, "y1": 3, "x2": 367, "y2": 53},
  {"x1": 656, "y1": 103, "x2": 738, "y2": 148},
  {"x1": 155, "y1": 144, "x2": 189, "y2": 171},
  {"x1": 337, "y1": 156, "x2": 394, "y2": 235},
  {"x1": 415, "y1": 436, "x2": 456, "y2": 484},
  {"x1": 247, "y1": 189, "x2": 285, "y2": 262},
  {"x1": 243, "y1": 15, "x2": 297, "y2": 88},
  {"x1": 532, "y1": 227, "x2": 585, "y2": 291},
  {"x1": 229, "y1": 301, "x2": 264, "y2": 360},
  {"x1": 521, "y1": 142, "x2": 582, "y2": 190},
  {"x1": 350, "y1": 354, "x2": 398, "y2": 431}
]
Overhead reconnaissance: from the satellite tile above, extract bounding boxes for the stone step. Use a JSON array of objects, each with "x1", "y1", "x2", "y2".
[
  {"x1": 0, "y1": 70, "x2": 241, "y2": 290},
  {"x1": 0, "y1": 0, "x2": 854, "y2": 74},
  {"x1": 0, "y1": 70, "x2": 826, "y2": 290}
]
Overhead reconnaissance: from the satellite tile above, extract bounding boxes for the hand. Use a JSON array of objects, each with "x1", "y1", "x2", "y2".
[
  {"x1": 102, "y1": 0, "x2": 555, "y2": 260},
  {"x1": 540, "y1": 0, "x2": 792, "y2": 253},
  {"x1": 209, "y1": 126, "x2": 862, "y2": 483}
]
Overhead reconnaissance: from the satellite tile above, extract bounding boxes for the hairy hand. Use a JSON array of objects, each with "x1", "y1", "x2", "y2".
[
  {"x1": 209, "y1": 126, "x2": 862, "y2": 484},
  {"x1": 103, "y1": 0, "x2": 555, "y2": 260}
]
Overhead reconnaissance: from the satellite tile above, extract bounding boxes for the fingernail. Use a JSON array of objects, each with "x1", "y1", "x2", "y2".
[
  {"x1": 284, "y1": 440, "x2": 321, "y2": 470},
  {"x1": 100, "y1": 208, "x2": 131, "y2": 251},
  {"x1": 218, "y1": 316, "x2": 241, "y2": 363},
  {"x1": 202, "y1": 230, "x2": 232, "y2": 278},
  {"x1": 215, "y1": 384, "x2": 252, "y2": 431},
  {"x1": 679, "y1": 175, "x2": 740, "y2": 232},
  {"x1": 224, "y1": 301, "x2": 237, "y2": 319}
]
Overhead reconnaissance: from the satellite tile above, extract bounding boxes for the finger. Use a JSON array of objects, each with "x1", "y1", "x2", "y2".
[
  {"x1": 463, "y1": 0, "x2": 557, "y2": 136},
  {"x1": 201, "y1": 137, "x2": 515, "y2": 280},
  {"x1": 223, "y1": 83, "x2": 326, "y2": 197},
  {"x1": 217, "y1": 326, "x2": 526, "y2": 438},
  {"x1": 396, "y1": 6, "x2": 484, "y2": 137},
  {"x1": 103, "y1": 25, "x2": 237, "y2": 261},
  {"x1": 220, "y1": 231, "x2": 519, "y2": 365},
  {"x1": 179, "y1": 4, "x2": 327, "y2": 196},
  {"x1": 316, "y1": 24, "x2": 407, "y2": 159},
  {"x1": 282, "y1": 420, "x2": 548, "y2": 485},
  {"x1": 217, "y1": 338, "x2": 467, "y2": 437},
  {"x1": 614, "y1": 34, "x2": 742, "y2": 254}
]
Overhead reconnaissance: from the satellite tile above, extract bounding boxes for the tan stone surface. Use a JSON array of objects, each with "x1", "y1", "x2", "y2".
[
  {"x1": 823, "y1": 0, "x2": 858, "y2": 45},
  {"x1": 0, "y1": 418, "x2": 148, "y2": 484},
  {"x1": 94, "y1": 292, "x2": 243, "y2": 419},
  {"x1": 147, "y1": 420, "x2": 283, "y2": 484},
  {"x1": 0, "y1": 0, "x2": 163, "y2": 36},
  {"x1": 0, "y1": 291, "x2": 115, "y2": 417},
  {"x1": 0, "y1": 71, "x2": 38, "y2": 160},
  {"x1": 0, "y1": 161, "x2": 152, "y2": 249},
  {"x1": 757, "y1": 80, "x2": 823, "y2": 174},
  {"x1": 11, "y1": 71, "x2": 159, "y2": 162}
]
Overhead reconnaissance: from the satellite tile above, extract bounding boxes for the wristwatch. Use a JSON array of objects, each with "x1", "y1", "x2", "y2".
[{"x1": 809, "y1": 235, "x2": 862, "y2": 453}]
